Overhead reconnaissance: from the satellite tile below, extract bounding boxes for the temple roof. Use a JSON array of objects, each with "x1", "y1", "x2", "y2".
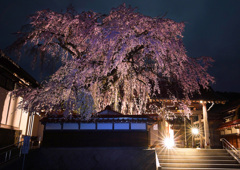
[
  {"x1": 150, "y1": 86, "x2": 226, "y2": 104},
  {"x1": 0, "y1": 50, "x2": 39, "y2": 88},
  {"x1": 40, "y1": 106, "x2": 160, "y2": 123},
  {"x1": 97, "y1": 106, "x2": 123, "y2": 116},
  {"x1": 217, "y1": 119, "x2": 240, "y2": 130}
]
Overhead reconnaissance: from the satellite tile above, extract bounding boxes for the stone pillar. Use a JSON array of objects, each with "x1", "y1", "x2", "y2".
[
  {"x1": 198, "y1": 114, "x2": 204, "y2": 148},
  {"x1": 190, "y1": 117, "x2": 195, "y2": 148},
  {"x1": 202, "y1": 103, "x2": 211, "y2": 148},
  {"x1": 184, "y1": 117, "x2": 187, "y2": 147}
]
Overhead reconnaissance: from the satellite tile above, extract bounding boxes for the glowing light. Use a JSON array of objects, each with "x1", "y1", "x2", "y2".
[
  {"x1": 164, "y1": 137, "x2": 175, "y2": 149},
  {"x1": 200, "y1": 100, "x2": 203, "y2": 103},
  {"x1": 192, "y1": 128, "x2": 199, "y2": 135}
]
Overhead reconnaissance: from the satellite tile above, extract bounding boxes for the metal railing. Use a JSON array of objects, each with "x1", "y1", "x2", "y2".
[
  {"x1": 0, "y1": 141, "x2": 23, "y2": 165},
  {"x1": 220, "y1": 138, "x2": 240, "y2": 163}
]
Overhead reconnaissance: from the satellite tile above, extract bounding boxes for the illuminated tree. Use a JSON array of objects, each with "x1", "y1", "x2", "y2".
[{"x1": 9, "y1": 4, "x2": 214, "y2": 119}]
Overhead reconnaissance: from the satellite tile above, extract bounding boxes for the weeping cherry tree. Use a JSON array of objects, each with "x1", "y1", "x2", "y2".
[{"x1": 8, "y1": 4, "x2": 214, "y2": 119}]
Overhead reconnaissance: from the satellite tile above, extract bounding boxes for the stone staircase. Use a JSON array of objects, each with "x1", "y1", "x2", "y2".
[{"x1": 157, "y1": 148, "x2": 240, "y2": 170}]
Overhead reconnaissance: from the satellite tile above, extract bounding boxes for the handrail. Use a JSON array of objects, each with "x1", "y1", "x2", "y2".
[
  {"x1": 220, "y1": 138, "x2": 240, "y2": 163},
  {"x1": 0, "y1": 141, "x2": 24, "y2": 165},
  {"x1": 0, "y1": 141, "x2": 23, "y2": 151},
  {"x1": 155, "y1": 149, "x2": 160, "y2": 169},
  {"x1": 0, "y1": 139, "x2": 41, "y2": 165}
]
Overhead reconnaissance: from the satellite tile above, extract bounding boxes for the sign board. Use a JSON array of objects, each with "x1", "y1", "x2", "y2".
[{"x1": 22, "y1": 136, "x2": 31, "y2": 154}]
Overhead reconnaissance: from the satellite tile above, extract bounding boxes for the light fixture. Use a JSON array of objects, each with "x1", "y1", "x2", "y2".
[
  {"x1": 164, "y1": 137, "x2": 175, "y2": 149},
  {"x1": 192, "y1": 128, "x2": 199, "y2": 135}
]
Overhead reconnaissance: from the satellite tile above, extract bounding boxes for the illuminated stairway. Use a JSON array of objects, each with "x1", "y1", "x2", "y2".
[{"x1": 157, "y1": 148, "x2": 240, "y2": 170}]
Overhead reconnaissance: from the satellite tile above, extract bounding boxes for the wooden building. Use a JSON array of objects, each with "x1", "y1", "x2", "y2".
[
  {"x1": 149, "y1": 88, "x2": 226, "y2": 149},
  {"x1": 217, "y1": 99, "x2": 240, "y2": 148},
  {"x1": 0, "y1": 50, "x2": 43, "y2": 147},
  {"x1": 40, "y1": 107, "x2": 161, "y2": 147}
]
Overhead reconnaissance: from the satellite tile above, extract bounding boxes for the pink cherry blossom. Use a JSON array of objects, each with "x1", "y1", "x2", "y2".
[{"x1": 9, "y1": 4, "x2": 214, "y2": 119}]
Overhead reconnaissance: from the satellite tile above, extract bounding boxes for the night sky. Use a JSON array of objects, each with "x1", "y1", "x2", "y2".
[{"x1": 0, "y1": 0, "x2": 240, "y2": 93}]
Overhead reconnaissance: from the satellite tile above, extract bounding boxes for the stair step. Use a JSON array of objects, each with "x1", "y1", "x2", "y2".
[
  {"x1": 158, "y1": 155, "x2": 234, "y2": 160},
  {"x1": 159, "y1": 159, "x2": 238, "y2": 164},
  {"x1": 157, "y1": 149, "x2": 227, "y2": 153},
  {"x1": 160, "y1": 168, "x2": 240, "y2": 170},
  {"x1": 156, "y1": 148, "x2": 240, "y2": 169},
  {"x1": 160, "y1": 163, "x2": 240, "y2": 168},
  {"x1": 156, "y1": 148, "x2": 227, "y2": 153},
  {"x1": 157, "y1": 151, "x2": 230, "y2": 156}
]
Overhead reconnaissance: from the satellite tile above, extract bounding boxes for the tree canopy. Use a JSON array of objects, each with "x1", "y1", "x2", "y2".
[{"x1": 9, "y1": 4, "x2": 214, "y2": 119}]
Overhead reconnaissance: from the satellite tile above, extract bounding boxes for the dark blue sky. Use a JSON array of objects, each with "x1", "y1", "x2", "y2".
[{"x1": 0, "y1": 0, "x2": 240, "y2": 93}]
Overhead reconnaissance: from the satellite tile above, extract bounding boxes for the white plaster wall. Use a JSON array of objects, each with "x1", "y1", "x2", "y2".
[
  {"x1": 30, "y1": 114, "x2": 43, "y2": 140},
  {"x1": 1, "y1": 91, "x2": 11, "y2": 125},
  {"x1": 32, "y1": 115, "x2": 40, "y2": 136},
  {"x1": 6, "y1": 94, "x2": 18, "y2": 126},
  {"x1": 1, "y1": 90, "x2": 23, "y2": 129},
  {"x1": 7, "y1": 96, "x2": 22, "y2": 127},
  {"x1": 149, "y1": 123, "x2": 159, "y2": 146},
  {"x1": 0, "y1": 89, "x2": 37, "y2": 137},
  {"x1": 1, "y1": 88, "x2": 43, "y2": 142},
  {"x1": 225, "y1": 129, "x2": 232, "y2": 135},
  {"x1": 232, "y1": 128, "x2": 238, "y2": 134},
  {"x1": 37, "y1": 121, "x2": 44, "y2": 141},
  {"x1": 20, "y1": 110, "x2": 29, "y2": 135}
]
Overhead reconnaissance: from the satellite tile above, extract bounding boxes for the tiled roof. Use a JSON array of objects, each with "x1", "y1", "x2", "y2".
[
  {"x1": 0, "y1": 50, "x2": 38, "y2": 87},
  {"x1": 40, "y1": 107, "x2": 160, "y2": 123},
  {"x1": 217, "y1": 119, "x2": 240, "y2": 130}
]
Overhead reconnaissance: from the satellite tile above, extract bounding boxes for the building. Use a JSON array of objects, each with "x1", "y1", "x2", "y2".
[
  {"x1": 0, "y1": 50, "x2": 43, "y2": 147},
  {"x1": 0, "y1": 49, "x2": 230, "y2": 150},
  {"x1": 40, "y1": 106, "x2": 160, "y2": 147},
  {"x1": 39, "y1": 84, "x2": 228, "y2": 149},
  {"x1": 149, "y1": 87, "x2": 226, "y2": 149},
  {"x1": 217, "y1": 97, "x2": 240, "y2": 148}
]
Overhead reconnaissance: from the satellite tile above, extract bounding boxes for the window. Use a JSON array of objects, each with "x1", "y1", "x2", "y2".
[
  {"x1": 63, "y1": 123, "x2": 78, "y2": 130},
  {"x1": 114, "y1": 123, "x2": 129, "y2": 130},
  {"x1": 80, "y1": 123, "x2": 96, "y2": 130},
  {"x1": 97, "y1": 123, "x2": 113, "y2": 130},
  {"x1": 45, "y1": 123, "x2": 61, "y2": 130},
  {"x1": 131, "y1": 123, "x2": 146, "y2": 130}
]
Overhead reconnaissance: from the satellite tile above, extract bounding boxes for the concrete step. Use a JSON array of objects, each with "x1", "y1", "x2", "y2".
[
  {"x1": 158, "y1": 152, "x2": 230, "y2": 156},
  {"x1": 157, "y1": 149, "x2": 227, "y2": 153},
  {"x1": 157, "y1": 148, "x2": 227, "y2": 151},
  {"x1": 158, "y1": 155, "x2": 234, "y2": 160},
  {"x1": 159, "y1": 159, "x2": 238, "y2": 164},
  {"x1": 164, "y1": 148, "x2": 226, "y2": 151},
  {"x1": 160, "y1": 163, "x2": 240, "y2": 168},
  {"x1": 157, "y1": 148, "x2": 240, "y2": 169},
  {"x1": 157, "y1": 149, "x2": 230, "y2": 156},
  {"x1": 160, "y1": 168, "x2": 240, "y2": 170}
]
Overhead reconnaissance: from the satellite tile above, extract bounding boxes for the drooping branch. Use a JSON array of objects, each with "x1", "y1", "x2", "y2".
[{"x1": 8, "y1": 4, "x2": 214, "y2": 119}]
